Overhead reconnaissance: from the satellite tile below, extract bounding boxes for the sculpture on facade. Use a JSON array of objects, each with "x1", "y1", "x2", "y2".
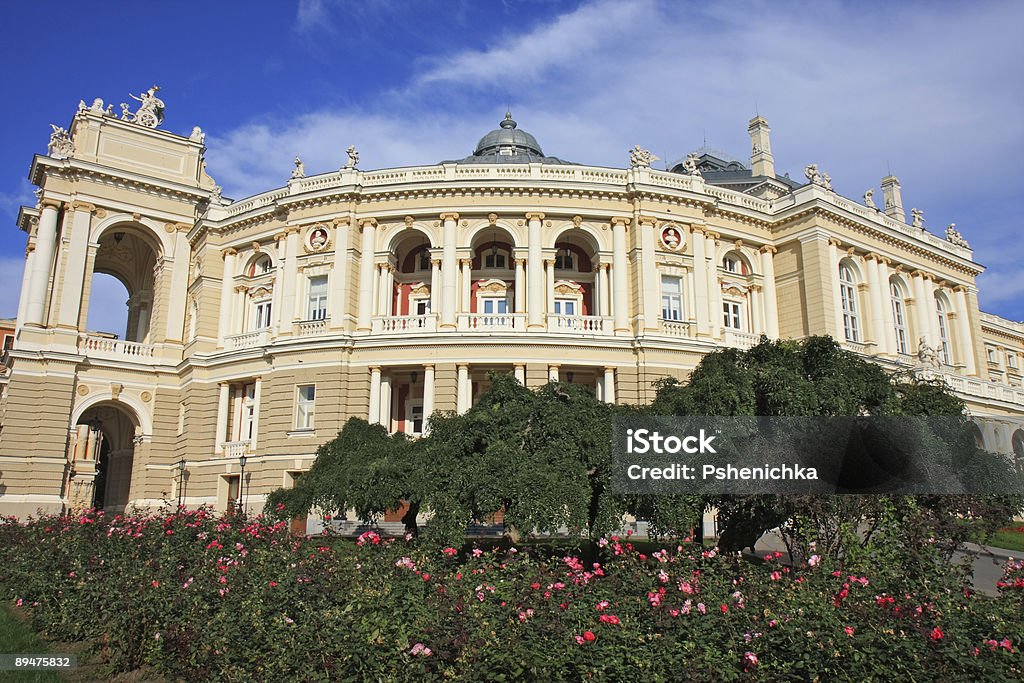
[
  {"x1": 917, "y1": 337, "x2": 938, "y2": 366},
  {"x1": 345, "y1": 145, "x2": 360, "y2": 169},
  {"x1": 804, "y1": 164, "x2": 822, "y2": 185},
  {"x1": 682, "y1": 153, "x2": 702, "y2": 176},
  {"x1": 821, "y1": 172, "x2": 833, "y2": 191},
  {"x1": 863, "y1": 188, "x2": 876, "y2": 208},
  {"x1": 190, "y1": 126, "x2": 206, "y2": 144},
  {"x1": 47, "y1": 124, "x2": 75, "y2": 159},
  {"x1": 291, "y1": 157, "x2": 306, "y2": 179},
  {"x1": 911, "y1": 208, "x2": 924, "y2": 228},
  {"x1": 210, "y1": 185, "x2": 223, "y2": 204},
  {"x1": 945, "y1": 223, "x2": 970, "y2": 248},
  {"x1": 629, "y1": 145, "x2": 658, "y2": 169},
  {"x1": 120, "y1": 86, "x2": 165, "y2": 128}
]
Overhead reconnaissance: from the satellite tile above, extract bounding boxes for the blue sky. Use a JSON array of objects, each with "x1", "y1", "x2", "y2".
[{"x1": 1, "y1": 0, "x2": 1022, "y2": 334}]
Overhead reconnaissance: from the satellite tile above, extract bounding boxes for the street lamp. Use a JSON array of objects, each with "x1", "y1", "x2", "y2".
[
  {"x1": 176, "y1": 458, "x2": 187, "y2": 509},
  {"x1": 237, "y1": 453, "x2": 247, "y2": 516}
]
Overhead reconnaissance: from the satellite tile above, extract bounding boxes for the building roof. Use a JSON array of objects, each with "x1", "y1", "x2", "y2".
[
  {"x1": 442, "y1": 113, "x2": 576, "y2": 165},
  {"x1": 670, "y1": 147, "x2": 802, "y2": 192}
]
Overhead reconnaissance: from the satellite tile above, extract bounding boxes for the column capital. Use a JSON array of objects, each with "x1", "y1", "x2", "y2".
[
  {"x1": 544, "y1": 258, "x2": 555, "y2": 266},
  {"x1": 609, "y1": 216, "x2": 630, "y2": 227},
  {"x1": 39, "y1": 199, "x2": 62, "y2": 210},
  {"x1": 827, "y1": 237, "x2": 843, "y2": 248},
  {"x1": 359, "y1": 217, "x2": 378, "y2": 229},
  {"x1": 431, "y1": 257, "x2": 443, "y2": 267},
  {"x1": 422, "y1": 363, "x2": 435, "y2": 370},
  {"x1": 759, "y1": 244, "x2": 777, "y2": 255},
  {"x1": 636, "y1": 215, "x2": 658, "y2": 226},
  {"x1": 369, "y1": 365, "x2": 381, "y2": 372},
  {"x1": 951, "y1": 284, "x2": 969, "y2": 293},
  {"x1": 864, "y1": 251, "x2": 882, "y2": 262},
  {"x1": 705, "y1": 230, "x2": 720, "y2": 241},
  {"x1": 910, "y1": 269, "x2": 928, "y2": 280},
  {"x1": 284, "y1": 226, "x2": 302, "y2": 235},
  {"x1": 603, "y1": 366, "x2": 616, "y2": 372},
  {"x1": 70, "y1": 200, "x2": 96, "y2": 213},
  {"x1": 165, "y1": 222, "x2": 191, "y2": 233},
  {"x1": 525, "y1": 212, "x2": 545, "y2": 222},
  {"x1": 332, "y1": 216, "x2": 351, "y2": 226},
  {"x1": 273, "y1": 232, "x2": 287, "y2": 242},
  {"x1": 221, "y1": 247, "x2": 237, "y2": 258},
  {"x1": 547, "y1": 363, "x2": 561, "y2": 369},
  {"x1": 456, "y1": 362, "x2": 469, "y2": 369},
  {"x1": 514, "y1": 257, "x2": 526, "y2": 266},
  {"x1": 439, "y1": 212, "x2": 460, "y2": 222}
]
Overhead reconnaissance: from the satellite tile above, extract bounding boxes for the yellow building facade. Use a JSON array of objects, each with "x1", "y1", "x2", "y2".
[{"x1": 1, "y1": 96, "x2": 1022, "y2": 518}]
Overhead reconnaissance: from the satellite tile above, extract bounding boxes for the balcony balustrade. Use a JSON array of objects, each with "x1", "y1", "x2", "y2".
[
  {"x1": 723, "y1": 329, "x2": 760, "y2": 350},
  {"x1": 296, "y1": 318, "x2": 328, "y2": 337},
  {"x1": 371, "y1": 315, "x2": 437, "y2": 334},
  {"x1": 658, "y1": 319, "x2": 694, "y2": 338},
  {"x1": 546, "y1": 315, "x2": 610, "y2": 335},
  {"x1": 79, "y1": 334, "x2": 154, "y2": 360},
  {"x1": 224, "y1": 330, "x2": 269, "y2": 350},
  {"x1": 222, "y1": 440, "x2": 251, "y2": 459},
  {"x1": 457, "y1": 313, "x2": 525, "y2": 332}
]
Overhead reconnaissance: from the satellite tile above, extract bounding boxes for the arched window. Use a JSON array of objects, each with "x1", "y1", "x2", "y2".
[
  {"x1": 554, "y1": 247, "x2": 576, "y2": 271},
  {"x1": 838, "y1": 263, "x2": 860, "y2": 342},
  {"x1": 935, "y1": 296, "x2": 952, "y2": 365},
  {"x1": 251, "y1": 255, "x2": 272, "y2": 276},
  {"x1": 722, "y1": 254, "x2": 743, "y2": 274},
  {"x1": 890, "y1": 281, "x2": 909, "y2": 354}
]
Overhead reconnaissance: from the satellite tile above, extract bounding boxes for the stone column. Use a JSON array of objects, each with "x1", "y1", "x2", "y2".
[
  {"x1": 706, "y1": 232, "x2": 722, "y2": 339},
  {"x1": 545, "y1": 259, "x2": 555, "y2": 314},
  {"x1": 440, "y1": 213, "x2": 459, "y2": 329},
  {"x1": 215, "y1": 383, "x2": 230, "y2": 451},
  {"x1": 56, "y1": 202, "x2": 95, "y2": 329},
  {"x1": 527, "y1": 212, "x2": 545, "y2": 329},
  {"x1": 217, "y1": 248, "x2": 237, "y2": 346},
  {"x1": 548, "y1": 364, "x2": 560, "y2": 382},
  {"x1": 637, "y1": 216, "x2": 661, "y2": 331},
  {"x1": 865, "y1": 254, "x2": 887, "y2": 354},
  {"x1": 460, "y1": 258, "x2": 472, "y2": 313},
  {"x1": 953, "y1": 286, "x2": 977, "y2": 375},
  {"x1": 750, "y1": 285, "x2": 763, "y2": 335},
  {"x1": 422, "y1": 364, "x2": 435, "y2": 434},
  {"x1": 279, "y1": 228, "x2": 300, "y2": 334},
  {"x1": 691, "y1": 226, "x2": 709, "y2": 337},
  {"x1": 271, "y1": 233, "x2": 286, "y2": 333},
  {"x1": 15, "y1": 243, "x2": 36, "y2": 335},
  {"x1": 603, "y1": 367, "x2": 616, "y2": 404},
  {"x1": 456, "y1": 364, "x2": 469, "y2": 414},
  {"x1": 368, "y1": 366, "x2": 382, "y2": 424},
  {"x1": 356, "y1": 219, "x2": 377, "y2": 330},
  {"x1": 911, "y1": 271, "x2": 930, "y2": 348},
  {"x1": 611, "y1": 217, "x2": 629, "y2": 333},
  {"x1": 165, "y1": 224, "x2": 191, "y2": 343},
  {"x1": 329, "y1": 218, "x2": 350, "y2": 329},
  {"x1": 514, "y1": 258, "x2": 526, "y2": 313},
  {"x1": 25, "y1": 200, "x2": 60, "y2": 326},
  {"x1": 250, "y1": 378, "x2": 262, "y2": 449},
  {"x1": 599, "y1": 263, "x2": 611, "y2": 317},
  {"x1": 924, "y1": 277, "x2": 941, "y2": 351},
  {"x1": 376, "y1": 264, "x2": 393, "y2": 317},
  {"x1": 514, "y1": 363, "x2": 526, "y2": 385},
  {"x1": 828, "y1": 238, "x2": 844, "y2": 341},
  {"x1": 380, "y1": 375, "x2": 392, "y2": 432},
  {"x1": 759, "y1": 246, "x2": 779, "y2": 339},
  {"x1": 430, "y1": 257, "x2": 441, "y2": 314}
]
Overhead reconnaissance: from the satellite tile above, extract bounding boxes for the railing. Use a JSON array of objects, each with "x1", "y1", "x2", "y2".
[
  {"x1": 79, "y1": 334, "x2": 154, "y2": 360},
  {"x1": 371, "y1": 315, "x2": 437, "y2": 334},
  {"x1": 547, "y1": 315, "x2": 610, "y2": 334},
  {"x1": 224, "y1": 330, "x2": 269, "y2": 350},
  {"x1": 458, "y1": 313, "x2": 525, "y2": 331},
  {"x1": 222, "y1": 440, "x2": 250, "y2": 459},
  {"x1": 840, "y1": 340, "x2": 870, "y2": 355},
  {"x1": 296, "y1": 318, "x2": 328, "y2": 337},
  {"x1": 917, "y1": 368, "x2": 1024, "y2": 405},
  {"x1": 658, "y1": 319, "x2": 694, "y2": 338},
  {"x1": 723, "y1": 329, "x2": 760, "y2": 350}
]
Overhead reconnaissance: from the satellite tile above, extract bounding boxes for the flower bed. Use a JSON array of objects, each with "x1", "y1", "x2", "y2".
[{"x1": 1, "y1": 510, "x2": 1022, "y2": 681}]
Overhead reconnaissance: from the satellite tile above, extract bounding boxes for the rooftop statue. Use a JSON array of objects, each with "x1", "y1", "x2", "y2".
[
  {"x1": 863, "y1": 188, "x2": 876, "y2": 208},
  {"x1": 345, "y1": 145, "x2": 360, "y2": 169},
  {"x1": 47, "y1": 124, "x2": 75, "y2": 159},
  {"x1": 945, "y1": 223, "x2": 970, "y2": 248},
  {"x1": 682, "y1": 153, "x2": 702, "y2": 176},
  {"x1": 821, "y1": 172, "x2": 833, "y2": 191},
  {"x1": 804, "y1": 164, "x2": 822, "y2": 185},
  {"x1": 120, "y1": 86, "x2": 165, "y2": 128},
  {"x1": 911, "y1": 208, "x2": 924, "y2": 228},
  {"x1": 291, "y1": 156, "x2": 306, "y2": 179},
  {"x1": 629, "y1": 145, "x2": 658, "y2": 169}
]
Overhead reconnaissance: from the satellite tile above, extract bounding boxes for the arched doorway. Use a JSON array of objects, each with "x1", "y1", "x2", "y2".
[
  {"x1": 1012, "y1": 429, "x2": 1024, "y2": 474},
  {"x1": 71, "y1": 402, "x2": 140, "y2": 512},
  {"x1": 86, "y1": 226, "x2": 162, "y2": 343}
]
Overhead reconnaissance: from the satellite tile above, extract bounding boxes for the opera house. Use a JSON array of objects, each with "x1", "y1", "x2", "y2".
[{"x1": 1, "y1": 90, "x2": 1022, "y2": 518}]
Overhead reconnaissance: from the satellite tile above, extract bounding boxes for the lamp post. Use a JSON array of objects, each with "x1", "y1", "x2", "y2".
[
  {"x1": 237, "y1": 453, "x2": 247, "y2": 516},
  {"x1": 176, "y1": 458, "x2": 187, "y2": 509}
]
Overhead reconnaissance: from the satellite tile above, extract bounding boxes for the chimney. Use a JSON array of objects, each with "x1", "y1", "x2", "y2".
[
  {"x1": 747, "y1": 115, "x2": 775, "y2": 177},
  {"x1": 880, "y1": 175, "x2": 905, "y2": 222}
]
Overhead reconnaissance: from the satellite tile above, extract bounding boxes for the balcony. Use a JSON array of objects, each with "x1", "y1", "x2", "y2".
[
  {"x1": 547, "y1": 315, "x2": 610, "y2": 335},
  {"x1": 224, "y1": 330, "x2": 269, "y2": 350},
  {"x1": 222, "y1": 440, "x2": 251, "y2": 459},
  {"x1": 79, "y1": 334, "x2": 154, "y2": 360},
  {"x1": 458, "y1": 313, "x2": 525, "y2": 332},
  {"x1": 723, "y1": 329, "x2": 760, "y2": 350},
  {"x1": 371, "y1": 315, "x2": 437, "y2": 334},
  {"x1": 917, "y1": 368, "x2": 1024, "y2": 405},
  {"x1": 296, "y1": 318, "x2": 328, "y2": 337},
  {"x1": 658, "y1": 319, "x2": 694, "y2": 338}
]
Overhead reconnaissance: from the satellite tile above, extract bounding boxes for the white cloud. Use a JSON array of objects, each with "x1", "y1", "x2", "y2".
[
  {"x1": 295, "y1": 0, "x2": 330, "y2": 34},
  {"x1": 0, "y1": 257, "x2": 25, "y2": 320}
]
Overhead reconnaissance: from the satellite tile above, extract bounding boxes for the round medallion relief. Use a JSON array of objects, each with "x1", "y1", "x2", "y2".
[
  {"x1": 77, "y1": 385, "x2": 90, "y2": 396},
  {"x1": 660, "y1": 225, "x2": 683, "y2": 251},
  {"x1": 140, "y1": 391, "x2": 152, "y2": 402}
]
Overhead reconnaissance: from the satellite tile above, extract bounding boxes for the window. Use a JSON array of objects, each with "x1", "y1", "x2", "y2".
[
  {"x1": 252, "y1": 255, "x2": 272, "y2": 275},
  {"x1": 553, "y1": 298, "x2": 576, "y2": 316},
  {"x1": 233, "y1": 383, "x2": 257, "y2": 441},
  {"x1": 484, "y1": 251, "x2": 507, "y2": 269},
  {"x1": 1009, "y1": 354, "x2": 1018, "y2": 370},
  {"x1": 225, "y1": 474, "x2": 240, "y2": 511},
  {"x1": 554, "y1": 248, "x2": 575, "y2": 271},
  {"x1": 417, "y1": 249, "x2": 430, "y2": 272},
  {"x1": 722, "y1": 255, "x2": 743, "y2": 274},
  {"x1": 296, "y1": 385, "x2": 315, "y2": 430},
  {"x1": 838, "y1": 263, "x2": 860, "y2": 342},
  {"x1": 481, "y1": 298, "x2": 508, "y2": 314},
  {"x1": 307, "y1": 275, "x2": 328, "y2": 321},
  {"x1": 723, "y1": 301, "x2": 743, "y2": 330},
  {"x1": 935, "y1": 298, "x2": 951, "y2": 365},
  {"x1": 890, "y1": 282, "x2": 909, "y2": 354},
  {"x1": 409, "y1": 403, "x2": 424, "y2": 436},
  {"x1": 413, "y1": 298, "x2": 430, "y2": 316},
  {"x1": 253, "y1": 300, "x2": 272, "y2": 330},
  {"x1": 988, "y1": 348, "x2": 999, "y2": 364},
  {"x1": 661, "y1": 276, "x2": 683, "y2": 321},
  {"x1": 2, "y1": 334, "x2": 12, "y2": 352}
]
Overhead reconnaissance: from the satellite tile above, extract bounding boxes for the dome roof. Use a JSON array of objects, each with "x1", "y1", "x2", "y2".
[{"x1": 473, "y1": 112, "x2": 545, "y2": 157}]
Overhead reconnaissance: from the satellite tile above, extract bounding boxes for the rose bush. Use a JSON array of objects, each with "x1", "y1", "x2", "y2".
[{"x1": 1, "y1": 509, "x2": 1022, "y2": 681}]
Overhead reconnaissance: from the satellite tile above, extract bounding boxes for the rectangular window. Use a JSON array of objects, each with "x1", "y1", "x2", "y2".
[
  {"x1": 296, "y1": 385, "x2": 315, "y2": 430},
  {"x1": 409, "y1": 403, "x2": 424, "y2": 436},
  {"x1": 891, "y1": 298, "x2": 909, "y2": 354},
  {"x1": 553, "y1": 298, "x2": 576, "y2": 316},
  {"x1": 253, "y1": 301, "x2": 272, "y2": 330},
  {"x1": 554, "y1": 249, "x2": 575, "y2": 270},
  {"x1": 661, "y1": 276, "x2": 683, "y2": 321},
  {"x1": 482, "y1": 298, "x2": 508, "y2": 314},
  {"x1": 307, "y1": 275, "x2": 328, "y2": 321},
  {"x1": 723, "y1": 301, "x2": 743, "y2": 331},
  {"x1": 2, "y1": 334, "x2": 12, "y2": 352},
  {"x1": 225, "y1": 474, "x2": 240, "y2": 511},
  {"x1": 1009, "y1": 354, "x2": 1018, "y2": 369},
  {"x1": 414, "y1": 298, "x2": 430, "y2": 316},
  {"x1": 231, "y1": 383, "x2": 257, "y2": 442},
  {"x1": 484, "y1": 253, "x2": 507, "y2": 269}
]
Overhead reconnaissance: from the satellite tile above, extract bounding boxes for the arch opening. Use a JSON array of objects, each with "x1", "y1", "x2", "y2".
[
  {"x1": 72, "y1": 401, "x2": 140, "y2": 512},
  {"x1": 86, "y1": 226, "x2": 162, "y2": 343}
]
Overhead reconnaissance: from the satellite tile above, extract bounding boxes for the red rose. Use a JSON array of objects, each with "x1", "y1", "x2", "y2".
[{"x1": 583, "y1": 631, "x2": 596, "y2": 642}]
